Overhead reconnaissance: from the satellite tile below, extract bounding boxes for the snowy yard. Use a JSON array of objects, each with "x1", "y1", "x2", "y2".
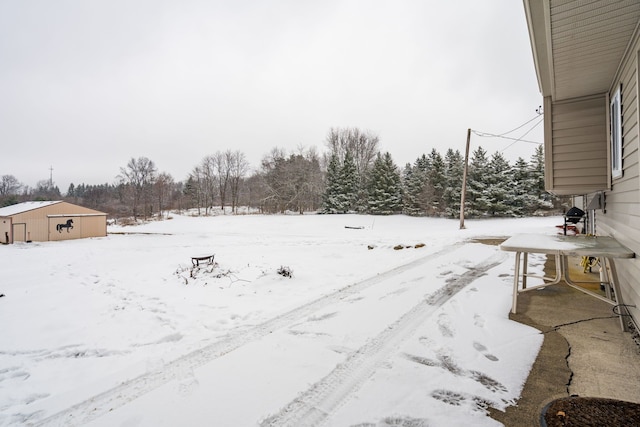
[{"x1": 0, "y1": 214, "x2": 556, "y2": 426}]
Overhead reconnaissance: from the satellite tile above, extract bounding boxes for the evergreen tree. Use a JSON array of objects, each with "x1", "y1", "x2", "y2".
[
  {"x1": 322, "y1": 153, "x2": 344, "y2": 213},
  {"x1": 443, "y1": 149, "x2": 464, "y2": 217},
  {"x1": 467, "y1": 146, "x2": 491, "y2": 216},
  {"x1": 403, "y1": 156, "x2": 428, "y2": 216},
  {"x1": 413, "y1": 154, "x2": 431, "y2": 213},
  {"x1": 402, "y1": 163, "x2": 419, "y2": 215},
  {"x1": 512, "y1": 157, "x2": 536, "y2": 216},
  {"x1": 414, "y1": 153, "x2": 431, "y2": 174},
  {"x1": 340, "y1": 150, "x2": 358, "y2": 212},
  {"x1": 530, "y1": 145, "x2": 555, "y2": 211},
  {"x1": 184, "y1": 174, "x2": 203, "y2": 214},
  {"x1": 485, "y1": 152, "x2": 514, "y2": 216},
  {"x1": 425, "y1": 149, "x2": 446, "y2": 215},
  {"x1": 368, "y1": 152, "x2": 402, "y2": 214}
]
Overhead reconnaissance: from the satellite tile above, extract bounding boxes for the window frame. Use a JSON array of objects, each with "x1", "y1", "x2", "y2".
[{"x1": 610, "y1": 86, "x2": 623, "y2": 179}]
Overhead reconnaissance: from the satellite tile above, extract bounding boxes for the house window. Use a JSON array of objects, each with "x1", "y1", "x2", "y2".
[{"x1": 610, "y1": 86, "x2": 622, "y2": 179}]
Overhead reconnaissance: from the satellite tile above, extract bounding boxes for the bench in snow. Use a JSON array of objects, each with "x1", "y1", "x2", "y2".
[{"x1": 191, "y1": 254, "x2": 215, "y2": 267}]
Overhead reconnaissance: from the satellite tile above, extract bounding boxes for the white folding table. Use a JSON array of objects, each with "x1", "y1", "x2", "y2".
[{"x1": 500, "y1": 234, "x2": 635, "y2": 330}]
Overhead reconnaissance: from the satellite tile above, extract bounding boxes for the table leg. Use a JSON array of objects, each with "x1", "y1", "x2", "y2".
[
  {"x1": 511, "y1": 251, "x2": 522, "y2": 314},
  {"x1": 554, "y1": 253, "x2": 562, "y2": 284},
  {"x1": 561, "y1": 255, "x2": 623, "y2": 307},
  {"x1": 606, "y1": 258, "x2": 628, "y2": 332},
  {"x1": 600, "y1": 259, "x2": 612, "y2": 300},
  {"x1": 522, "y1": 252, "x2": 528, "y2": 289}
]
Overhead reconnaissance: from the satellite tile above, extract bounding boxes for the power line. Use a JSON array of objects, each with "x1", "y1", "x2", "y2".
[
  {"x1": 471, "y1": 115, "x2": 544, "y2": 146},
  {"x1": 471, "y1": 130, "x2": 541, "y2": 145},
  {"x1": 499, "y1": 116, "x2": 544, "y2": 152},
  {"x1": 494, "y1": 113, "x2": 542, "y2": 137}
]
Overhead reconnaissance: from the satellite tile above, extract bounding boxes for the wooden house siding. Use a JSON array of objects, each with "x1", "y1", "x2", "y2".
[
  {"x1": 524, "y1": 0, "x2": 640, "y2": 329},
  {"x1": 545, "y1": 95, "x2": 609, "y2": 195},
  {"x1": 596, "y1": 31, "x2": 640, "y2": 327}
]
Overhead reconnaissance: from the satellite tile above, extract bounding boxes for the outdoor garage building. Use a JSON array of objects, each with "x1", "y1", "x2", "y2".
[{"x1": 0, "y1": 201, "x2": 107, "y2": 244}]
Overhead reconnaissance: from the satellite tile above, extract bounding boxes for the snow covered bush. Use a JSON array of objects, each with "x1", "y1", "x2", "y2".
[{"x1": 277, "y1": 266, "x2": 293, "y2": 278}]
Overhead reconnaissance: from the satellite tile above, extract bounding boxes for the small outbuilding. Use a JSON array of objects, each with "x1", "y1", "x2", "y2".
[{"x1": 0, "y1": 201, "x2": 107, "y2": 244}]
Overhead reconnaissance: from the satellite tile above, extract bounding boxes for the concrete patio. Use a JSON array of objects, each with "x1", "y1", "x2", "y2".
[{"x1": 489, "y1": 256, "x2": 640, "y2": 426}]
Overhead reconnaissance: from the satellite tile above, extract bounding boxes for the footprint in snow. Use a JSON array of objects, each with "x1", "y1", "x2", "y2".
[
  {"x1": 307, "y1": 312, "x2": 338, "y2": 322},
  {"x1": 472, "y1": 341, "x2": 499, "y2": 361},
  {"x1": 381, "y1": 287, "x2": 409, "y2": 299},
  {"x1": 431, "y1": 389, "x2": 465, "y2": 406},
  {"x1": 176, "y1": 368, "x2": 199, "y2": 397},
  {"x1": 431, "y1": 389, "x2": 496, "y2": 414},
  {"x1": 404, "y1": 352, "x2": 506, "y2": 393},
  {"x1": 328, "y1": 345, "x2": 353, "y2": 354},
  {"x1": 418, "y1": 336, "x2": 434, "y2": 346},
  {"x1": 437, "y1": 313, "x2": 455, "y2": 337},
  {"x1": 23, "y1": 393, "x2": 50, "y2": 405},
  {"x1": 288, "y1": 329, "x2": 330, "y2": 338},
  {"x1": 350, "y1": 416, "x2": 430, "y2": 427},
  {"x1": 470, "y1": 370, "x2": 507, "y2": 392},
  {"x1": 0, "y1": 366, "x2": 30, "y2": 382},
  {"x1": 438, "y1": 269, "x2": 454, "y2": 278}
]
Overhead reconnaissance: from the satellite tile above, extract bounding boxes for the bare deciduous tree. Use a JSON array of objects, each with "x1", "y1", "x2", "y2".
[
  {"x1": 260, "y1": 147, "x2": 323, "y2": 214},
  {"x1": 200, "y1": 156, "x2": 218, "y2": 214},
  {"x1": 326, "y1": 127, "x2": 380, "y2": 210},
  {"x1": 260, "y1": 147, "x2": 288, "y2": 213},
  {"x1": 185, "y1": 166, "x2": 204, "y2": 215},
  {"x1": 118, "y1": 157, "x2": 157, "y2": 220},
  {"x1": 0, "y1": 175, "x2": 22, "y2": 197},
  {"x1": 228, "y1": 150, "x2": 249, "y2": 213},
  {"x1": 154, "y1": 172, "x2": 174, "y2": 219},
  {"x1": 215, "y1": 151, "x2": 232, "y2": 211},
  {"x1": 325, "y1": 127, "x2": 379, "y2": 178}
]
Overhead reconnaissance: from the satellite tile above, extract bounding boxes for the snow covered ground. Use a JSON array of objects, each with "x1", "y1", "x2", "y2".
[{"x1": 0, "y1": 214, "x2": 557, "y2": 426}]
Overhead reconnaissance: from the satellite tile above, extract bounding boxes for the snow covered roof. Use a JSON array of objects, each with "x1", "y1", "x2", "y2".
[{"x1": 0, "y1": 201, "x2": 62, "y2": 217}]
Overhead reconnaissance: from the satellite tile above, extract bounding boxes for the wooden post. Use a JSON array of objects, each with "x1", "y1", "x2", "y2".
[{"x1": 459, "y1": 128, "x2": 471, "y2": 229}]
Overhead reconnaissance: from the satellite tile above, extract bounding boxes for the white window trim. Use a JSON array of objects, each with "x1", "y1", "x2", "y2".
[{"x1": 610, "y1": 86, "x2": 623, "y2": 179}]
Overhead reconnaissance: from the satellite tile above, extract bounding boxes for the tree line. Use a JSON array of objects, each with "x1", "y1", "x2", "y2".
[
  {"x1": 0, "y1": 127, "x2": 564, "y2": 218},
  {"x1": 322, "y1": 129, "x2": 557, "y2": 217}
]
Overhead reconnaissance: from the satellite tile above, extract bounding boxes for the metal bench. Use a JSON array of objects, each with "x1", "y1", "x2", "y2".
[{"x1": 191, "y1": 254, "x2": 215, "y2": 267}]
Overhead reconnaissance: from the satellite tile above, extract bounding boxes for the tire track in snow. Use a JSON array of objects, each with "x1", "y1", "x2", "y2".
[
  {"x1": 260, "y1": 250, "x2": 508, "y2": 427},
  {"x1": 31, "y1": 243, "x2": 466, "y2": 427}
]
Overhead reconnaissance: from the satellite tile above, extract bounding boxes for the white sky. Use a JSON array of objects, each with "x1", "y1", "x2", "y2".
[{"x1": 0, "y1": 0, "x2": 543, "y2": 192}]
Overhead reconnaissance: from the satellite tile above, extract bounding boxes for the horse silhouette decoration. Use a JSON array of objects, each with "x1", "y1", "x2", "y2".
[{"x1": 56, "y1": 219, "x2": 74, "y2": 233}]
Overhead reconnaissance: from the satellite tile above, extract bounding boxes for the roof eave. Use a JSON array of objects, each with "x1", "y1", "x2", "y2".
[{"x1": 524, "y1": 0, "x2": 554, "y2": 99}]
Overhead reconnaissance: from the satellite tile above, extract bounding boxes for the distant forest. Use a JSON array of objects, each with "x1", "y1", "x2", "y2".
[{"x1": 0, "y1": 127, "x2": 566, "y2": 219}]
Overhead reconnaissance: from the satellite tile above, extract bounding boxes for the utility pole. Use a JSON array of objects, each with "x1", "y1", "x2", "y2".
[
  {"x1": 459, "y1": 128, "x2": 471, "y2": 229},
  {"x1": 49, "y1": 166, "x2": 54, "y2": 189}
]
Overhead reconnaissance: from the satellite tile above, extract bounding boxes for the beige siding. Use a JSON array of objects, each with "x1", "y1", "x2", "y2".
[
  {"x1": 525, "y1": 0, "x2": 640, "y2": 328},
  {"x1": 11, "y1": 209, "x2": 50, "y2": 242},
  {"x1": 0, "y1": 218, "x2": 11, "y2": 244},
  {"x1": 597, "y1": 31, "x2": 640, "y2": 328},
  {"x1": 547, "y1": 0, "x2": 640, "y2": 101},
  {"x1": 8, "y1": 202, "x2": 106, "y2": 242},
  {"x1": 13, "y1": 223, "x2": 27, "y2": 242},
  {"x1": 545, "y1": 95, "x2": 609, "y2": 195},
  {"x1": 48, "y1": 215, "x2": 106, "y2": 241}
]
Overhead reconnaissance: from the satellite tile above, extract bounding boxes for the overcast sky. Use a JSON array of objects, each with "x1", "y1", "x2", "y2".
[{"x1": 0, "y1": 0, "x2": 543, "y2": 193}]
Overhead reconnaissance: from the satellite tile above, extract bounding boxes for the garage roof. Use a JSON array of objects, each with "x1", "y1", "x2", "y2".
[{"x1": 0, "y1": 201, "x2": 62, "y2": 217}]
